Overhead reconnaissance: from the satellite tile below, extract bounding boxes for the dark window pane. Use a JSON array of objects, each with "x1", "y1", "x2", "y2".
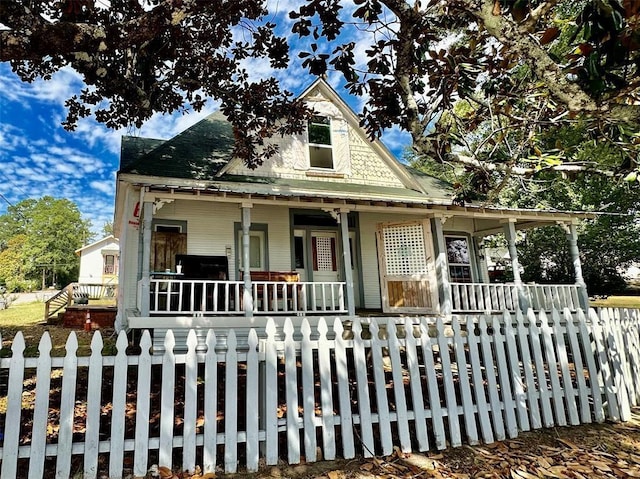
[
  {"x1": 308, "y1": 116, "x2": 331, "y2": 145},
  {"x1": 294, "y1": 236, "x2": 305, "y2": 269},
  {"x1": 156, "y1": 225, "x2": 182, "y2": 233},
  {"x1": 449, "y1": 265, "x2": 472, "y2": 282},
  {"x1": 310, "y1": 146, "x2": 333, "y2": 168}
]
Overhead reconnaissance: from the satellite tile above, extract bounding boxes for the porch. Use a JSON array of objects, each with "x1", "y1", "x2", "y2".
[{"x1": 119, "y1": 185, "x2": 592, "y2": 332}]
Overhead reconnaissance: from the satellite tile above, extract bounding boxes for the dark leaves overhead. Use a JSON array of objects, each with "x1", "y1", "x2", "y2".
[{"x1": 1, "y1": 0, "x2": 639, "y2": 184}]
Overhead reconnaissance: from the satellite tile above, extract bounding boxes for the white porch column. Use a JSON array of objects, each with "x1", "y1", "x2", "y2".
[
  {"x1": 502, "y1": 218, "x2": 529, "y2": 311},
  {"x1": 432, "y1": 215, "x2": 452, "y2": 315},
  {"x1": 241, "y1": 203, "x2": 254, "y2": 317},
  {"x1": 475, "y1": 238, "x2": 491, "y2": 284},
  {"x1": 567, "y1": 221, "x2": 590, "y2": 310},
  {"x1": 140, "y1": 200, "x2": 153, "y2": 317},
  {"x1": 339, "y1": 210, "x2": 356, "y2": 316}
]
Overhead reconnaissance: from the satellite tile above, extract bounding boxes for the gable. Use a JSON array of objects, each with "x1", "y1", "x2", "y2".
[
  {"x1": 76, "y1": 236, "x2": 119, "y2": 256},
  {"x1": 117, "y1": 78, "x2": 440, "y2": 199},
  {"x1": 224, "y1": 84, "x2": 412, "y2": 190}
]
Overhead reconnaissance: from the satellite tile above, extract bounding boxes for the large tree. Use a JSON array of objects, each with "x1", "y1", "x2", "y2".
[
  {"x1": 1, "y1": 0, "x2": 639, "y2": 189},
  {"x1": 0, "y1": 197, "x2": 92, "y2": 290},
  {"x1": 410, "y1": 122, "x2": 640, "y2": 293},
  {"x1": 497, "y1": 124, "x2": 640, "y2": 294}
]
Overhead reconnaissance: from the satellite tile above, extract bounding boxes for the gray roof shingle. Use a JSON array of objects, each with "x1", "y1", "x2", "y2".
[{"x1": 119, "y1": 111, "x2": 234, "y2": 178}]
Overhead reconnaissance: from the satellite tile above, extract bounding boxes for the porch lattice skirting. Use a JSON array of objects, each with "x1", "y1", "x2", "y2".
[{"x1": 1, "y1": 308, "x2": 639, "y2": 478}]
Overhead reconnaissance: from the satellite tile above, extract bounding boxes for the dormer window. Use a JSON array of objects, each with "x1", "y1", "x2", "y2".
[{"x1": 308, "y1": 116, "x2": 333, "y2": 169}]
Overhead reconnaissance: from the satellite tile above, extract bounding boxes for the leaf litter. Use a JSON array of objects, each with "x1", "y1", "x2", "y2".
[{"x1": 141, "y1": 408, "x2": 640, "y2": 479}]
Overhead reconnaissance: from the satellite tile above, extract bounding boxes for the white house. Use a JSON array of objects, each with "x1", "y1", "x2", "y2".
[
  {"x1": 75, "y1": 235, "x2": 120, "y2": 285},
  {"x1": 113, "y1": 78, "x2": 593, "y2": 336}
]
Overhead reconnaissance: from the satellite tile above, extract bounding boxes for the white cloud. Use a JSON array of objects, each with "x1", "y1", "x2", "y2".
[
  {"x1": 0, "y1": 123, "x2": 29, "y2": 152},
  {"x1": 0, "y1": 65, "x2": 83, "y2": 106},
  {"x1": 90, "y1": 179, "x2": 115, "y2": 195}
]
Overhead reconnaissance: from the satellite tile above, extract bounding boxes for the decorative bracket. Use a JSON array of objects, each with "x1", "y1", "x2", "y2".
[
  {"x1": 435, "y1": 213, "x2": 452, "y2": 225},
  {"x1": 323, "y1": 208, "x2": 340, "y2": 223},
  {"x1": 153, "y1": 198, "x2": 174, "y2": 214}
]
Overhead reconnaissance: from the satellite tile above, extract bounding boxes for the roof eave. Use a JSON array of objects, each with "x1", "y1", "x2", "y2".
[{"x1": 117, "y1": 172, "x2": 597, "y2": 221}]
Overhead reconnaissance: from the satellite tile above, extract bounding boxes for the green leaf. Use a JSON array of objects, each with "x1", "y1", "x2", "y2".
[{"x1": 624, "y1": 171, "x2": 638, "y2": 182}]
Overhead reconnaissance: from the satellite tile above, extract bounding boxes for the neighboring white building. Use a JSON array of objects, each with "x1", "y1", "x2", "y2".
[{"x1": 75, "y1": 235, "x2": 120, "y2": 284}]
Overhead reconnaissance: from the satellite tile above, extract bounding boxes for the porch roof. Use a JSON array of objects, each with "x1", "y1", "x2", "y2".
[{"x1": 118, "y1": 170, "x2": 596, "y2": 225}]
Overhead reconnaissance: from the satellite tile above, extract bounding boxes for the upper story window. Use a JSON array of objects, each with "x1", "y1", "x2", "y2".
[{"x1": 308, "y1": 116, "x2": 333, "y2": 169}]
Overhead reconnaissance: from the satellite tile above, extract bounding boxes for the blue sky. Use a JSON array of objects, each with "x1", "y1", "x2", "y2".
[{"x1": 0, "y1": 4, "x2": 410, "y2": 236}]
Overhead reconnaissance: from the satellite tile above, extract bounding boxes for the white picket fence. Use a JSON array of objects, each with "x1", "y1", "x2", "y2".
[{"x1": 0, "y1": 307, "x2": 638, "y2": 479}]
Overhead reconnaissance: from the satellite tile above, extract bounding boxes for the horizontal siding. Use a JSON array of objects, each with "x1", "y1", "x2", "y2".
[
  {"x1": 123, "y1": 198, "x2": 480, "y2": 315},
  {"x1": 78, "y1": 250, "x2": 104, "y2": 284},
  {"x1": 252, "y1": 204, "x2": 292, "y2": 272},
  {"x1": 154, "y1": 201, "x2": 292, "y2": 280}
]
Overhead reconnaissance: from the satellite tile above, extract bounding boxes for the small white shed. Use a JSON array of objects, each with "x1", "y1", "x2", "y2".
[{"x1": 75, "y1": 235, "x2": 120, "y2": 285}]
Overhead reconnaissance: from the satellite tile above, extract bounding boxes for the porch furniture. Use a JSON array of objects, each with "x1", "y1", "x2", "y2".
[{"x1": 242, "y1": 271, "x2": 301, "y2": 312}]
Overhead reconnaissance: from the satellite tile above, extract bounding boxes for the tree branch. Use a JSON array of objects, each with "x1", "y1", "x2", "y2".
[
  {"x1": 454, "y1": 154, "x2": 615, "y2": 177},
  {"x1": 463, "y1": 0, "x2": 640, "y2": 126}
]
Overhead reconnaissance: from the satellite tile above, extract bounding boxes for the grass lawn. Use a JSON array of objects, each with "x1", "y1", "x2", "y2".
[
  {"x1": 0, "y1": 301, "x2": 116, "y2": 357},
  {"x1": 0, "y1": 301, "x2": 44, "y2": 329},
  {"x1": 590, "y1": 295, "x2": 640, "y2": 308}
]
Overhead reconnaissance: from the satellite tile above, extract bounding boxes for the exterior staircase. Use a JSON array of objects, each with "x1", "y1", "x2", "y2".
[{"x1": 44, "y1": 283, "x2": 117, "y2": 322}]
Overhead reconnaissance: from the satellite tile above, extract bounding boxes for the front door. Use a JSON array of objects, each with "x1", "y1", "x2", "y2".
[
  {"x1": 376, "y1": 220, "x2": 438, "y2": 313},
  {"x1": 311, "y1": 231, "x2": 340, "y2": 309}
]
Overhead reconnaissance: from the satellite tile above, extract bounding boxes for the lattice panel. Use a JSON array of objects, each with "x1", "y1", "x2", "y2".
[
  {"x1": 315, "y1": 236, "x2": 335, "y2": 271},
  {"x1": 383, "y1": 223, "x2": 428, "y2": 275}
]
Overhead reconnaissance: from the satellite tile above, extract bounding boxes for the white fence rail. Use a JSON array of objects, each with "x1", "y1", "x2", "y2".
[
  {"x1": 450, "y1": 282, "x2": 581, "y2": 312},
  {"x1": 0, "y1": 308, "x2": 638, "y2": 478},
  {"x1": 150, "y1": 279, "x2": 346, "y2": 315}
]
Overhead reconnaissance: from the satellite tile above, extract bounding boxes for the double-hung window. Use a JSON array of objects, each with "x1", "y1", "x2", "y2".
[
  {"x1": 237, "y1": 230, "x2": 266, "y2": 271},
  {"x1": 103, "y1": 254, "x2": 117, "y2": 275},
  {"x1": 308, "y1": 116, "x2": 333, "y2": 169}
]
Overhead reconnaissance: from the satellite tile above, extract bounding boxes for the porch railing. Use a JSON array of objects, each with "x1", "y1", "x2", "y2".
[
  {"x1": 149, "y1": 279, "x2": 347, "y2": 315},
  {"x1": 450, "y1": 282, "x2": 581, "y2": 313}
]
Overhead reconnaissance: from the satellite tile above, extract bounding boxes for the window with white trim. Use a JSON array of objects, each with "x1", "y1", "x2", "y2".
[
  {"x1": 445, "y1": 235, "x2": 473, "y2": 283},
  {"x1": 308, "y1": 116, "x2": 333, "y2": 169},
  {"x1": 103, "y1": 254, "x2": 117, "y2": 275}
]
